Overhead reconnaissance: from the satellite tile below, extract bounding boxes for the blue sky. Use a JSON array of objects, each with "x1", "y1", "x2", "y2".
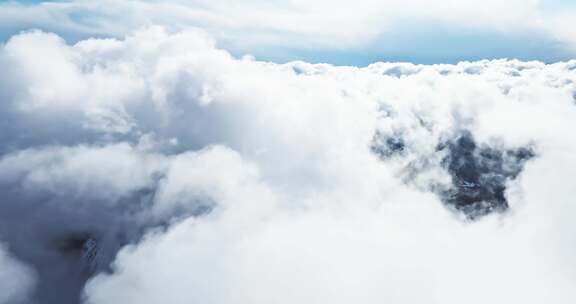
[
  {"x1": 1, "y1": 0, "x2": 575, "y2": 65},
  {"x1": 241, "y1": 24, "x2": 572, "y2": 66}
]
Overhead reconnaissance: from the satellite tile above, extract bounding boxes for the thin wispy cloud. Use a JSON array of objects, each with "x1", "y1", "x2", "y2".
[{"x1": 1, "y1": 0, "x2": 576, "y2": 63}]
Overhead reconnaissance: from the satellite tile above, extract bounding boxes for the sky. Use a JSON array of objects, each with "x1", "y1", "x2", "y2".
[
  {"x1": 1, "y1": 0, "x2": 576, "y2": 64},
  {"x1": 1, "y1": 2, "x2": 576, "y2": 304}
]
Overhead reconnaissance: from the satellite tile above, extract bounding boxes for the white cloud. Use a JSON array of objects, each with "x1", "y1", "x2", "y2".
[
  {"x1": 541, "y1": 11, "x2": 576, "y2": 50},
  {"x1": 0, "y1": 28, "x2": 576, "y2": 303},
  {"x1": 1, "y1": 0, "x2": 575, "y2": 53},
  {"x1": 0, "y1": 244, "x2": 35, "y2": 304}
]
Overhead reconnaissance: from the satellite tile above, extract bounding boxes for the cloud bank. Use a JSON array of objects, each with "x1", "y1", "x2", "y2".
[{"x1": 0, "y1": 27, "x2": 575, "y2": 303}]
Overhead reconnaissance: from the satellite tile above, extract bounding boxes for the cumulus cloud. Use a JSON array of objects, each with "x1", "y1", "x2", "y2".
[{"x1": 0, "y1": 27, "x2": 576, "y2": 304}]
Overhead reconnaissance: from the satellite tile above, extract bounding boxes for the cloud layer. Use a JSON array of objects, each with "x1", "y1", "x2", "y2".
[{"x1": 0, "y1": 27, "x2": 575, "y2": 303}]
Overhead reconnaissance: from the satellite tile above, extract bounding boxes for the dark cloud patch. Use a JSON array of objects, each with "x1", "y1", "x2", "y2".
[
  {"x1": 0, "y1": 144, "x2": 220, "y2": 304},
  {"x1": 371, "y1": 129, "x2": 535, "y2": 218},
  {"x1": 370, "y1": 131, "x2": 406, "y2": 159},
  {"x1": 437, "y1": 131, "x2": 534, "y2": 218}
]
